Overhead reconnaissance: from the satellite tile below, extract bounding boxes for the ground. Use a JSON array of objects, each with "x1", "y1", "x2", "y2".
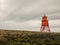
[{"x1": 0, "y1": 30, "x2": 60, "y2": 45}]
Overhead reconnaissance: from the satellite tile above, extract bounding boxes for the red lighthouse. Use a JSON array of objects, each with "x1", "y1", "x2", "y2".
[{"x1": 40, "y1": 14, "x2": 50, "y2": 32}]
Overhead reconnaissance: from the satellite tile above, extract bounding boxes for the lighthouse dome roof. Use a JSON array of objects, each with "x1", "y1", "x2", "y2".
[{"x1": 42, "y1": 15, "x2": 47, "y2": 18}]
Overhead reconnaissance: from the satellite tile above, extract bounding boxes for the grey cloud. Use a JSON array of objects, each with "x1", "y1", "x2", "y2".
[
  {"x1": 0, "y1": 0, "x2": 60, "y2": 32},
  {"x1": 4, "y1": 0, "x2": 60, "y2": 22}
]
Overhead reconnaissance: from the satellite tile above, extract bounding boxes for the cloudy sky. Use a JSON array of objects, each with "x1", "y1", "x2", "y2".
[{"x1": 0, "y1": 0, "x2": 60, "y2": 32}]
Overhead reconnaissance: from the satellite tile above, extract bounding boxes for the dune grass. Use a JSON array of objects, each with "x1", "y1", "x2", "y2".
[{"x1": 0, "y1": 30, "x2": 60, "y2": 45}]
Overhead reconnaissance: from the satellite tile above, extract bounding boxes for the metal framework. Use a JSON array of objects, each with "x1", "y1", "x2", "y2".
[{"x1": 40, "y1": 15, "x2": 50, "y2": 32}]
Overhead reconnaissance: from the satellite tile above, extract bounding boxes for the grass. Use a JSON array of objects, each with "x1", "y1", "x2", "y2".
[{"x1": 0, "y1": 30, "x2": 60, "y2": 45}]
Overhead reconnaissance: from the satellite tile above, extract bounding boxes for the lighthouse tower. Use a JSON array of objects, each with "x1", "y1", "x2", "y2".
[{"x1": 40, "y1": 14, "x2": 50, "y2": 32}]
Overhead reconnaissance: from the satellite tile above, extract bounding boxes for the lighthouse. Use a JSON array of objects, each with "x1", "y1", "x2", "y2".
[{"x1": 40, "y1": 14, "x2": 50, "y2": 32}]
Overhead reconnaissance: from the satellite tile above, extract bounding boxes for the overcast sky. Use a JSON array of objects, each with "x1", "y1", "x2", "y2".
[{"x1": 0, "y1": 0, "x2": 60, "y2": 32}]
